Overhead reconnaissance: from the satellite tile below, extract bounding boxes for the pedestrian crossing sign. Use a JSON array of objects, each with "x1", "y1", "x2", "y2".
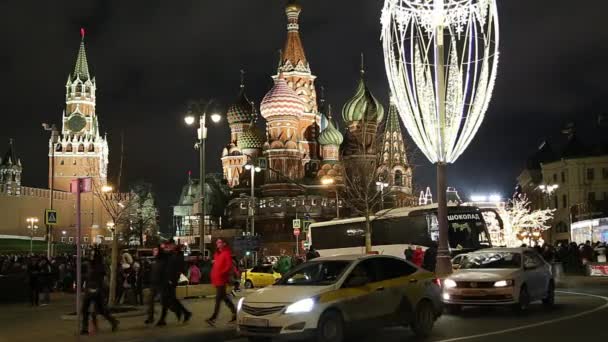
[{"x1": 45, "y1": 209, "x2": 58, "y2": 226}]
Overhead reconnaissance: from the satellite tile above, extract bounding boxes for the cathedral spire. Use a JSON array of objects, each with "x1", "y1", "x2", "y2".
[
  {"x1": 281, "y1": 0, "x2": 308, "y2": 72},
  {"x1": 73, "y1": 28, "x2": 90, "y2": 80}
]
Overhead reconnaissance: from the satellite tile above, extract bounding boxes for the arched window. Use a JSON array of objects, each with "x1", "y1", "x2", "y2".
[
  {"x1": 78, "y1": 144, "x2": 85, "y2": 152},
  {"x1": 395, "y1": 170, "x2": 403, "y2": 186},
  {"x1": 55, "y1": 144, "x2": 62, "y2": 152},
  {"x1": 88, "y1": 144, "x2": 95, "y2": 152},
  {"x1": 66, "y1": 144, "x2": 73, "y2": 152}
]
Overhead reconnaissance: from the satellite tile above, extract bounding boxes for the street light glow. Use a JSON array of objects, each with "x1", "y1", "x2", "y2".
[
  {"x1": 489, "y1": 194, "x2": 502, "y2": 203},
  {"x1": 471, "y1": 195, "x2": 487, "y2": 202},
  {"x1": 184, "y1": 115, "x2": 196, "y2": 125},
  {"x1": 322, "y1": 178, "x2": 334, "y2": 185},
  {"x1": 245, "y1": 164, "x2": 252, "y2": 170},
  {"x1": 101, "y1": 185, "x2": 113, "y2": 193},
  {"x1": 210, "y1": 113, "x2": 222, "y2": 123}
]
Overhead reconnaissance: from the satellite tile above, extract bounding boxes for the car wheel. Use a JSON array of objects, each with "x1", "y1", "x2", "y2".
[
  {"x1": 316, "y1": 310, "x2": 344, "y2": 342},
  {"x1": 513, "y1": 285, "x2": 530, "y2": 312},
  {"x1": 410, "y1": 300, "x2": 435, "y2": 338},
  {"x1": 446, "y1": 304, "x2": 462, "y2": 315},
  {"x1": 245, "y1": 280, "x2": 254, "y2": 289},
  {"x1": 542, "y1": 281, "x2": 555, "y2": 308}
]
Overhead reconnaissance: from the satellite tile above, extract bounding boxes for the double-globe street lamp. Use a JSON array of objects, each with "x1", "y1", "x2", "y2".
[
  {"x1": 244, "y1": 163, "x2": 262, "y2": 236},
  {"x1": 185, "y1": 100, "x2": 222, "y2": 257},
  {"x1": 376, "y1": 181, "x2": 389, "y2": 210},
  {"x1": 26, "y1": 217, "x2": 39, "y2": 253}
]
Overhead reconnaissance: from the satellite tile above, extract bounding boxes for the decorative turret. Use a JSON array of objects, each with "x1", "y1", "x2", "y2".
[
  {"x1": 342, "y1": 57, "x2": 384, "y2": 158},
  {"x1": 227, "y1": 71, "x2": 254, "y2": 126},
  {"x1": 0, "y1": 139, "x2": 23, "y2": 195},
  {"x1": 281, "y1": 0, "x2": 308, "y2": 73},
  {"x1": 378, "y1": 95, "x2": 412, "y2": 194},
  {"x1": 318, "y1": 106, "x2": 343, "y2": 147},
  {"x1": 261, "y1": 76, "x2": 305, "y2": 194},
  {"x1": 238, "y1": 124, "x2": 265, "y2": 153},
  {"x1": 342, "y1": 58, "x2": 384, "y2": 124}
]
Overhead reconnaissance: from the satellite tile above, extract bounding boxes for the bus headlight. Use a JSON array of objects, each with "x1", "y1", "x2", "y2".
[{"x1": 285, "y1": 298, "x2": 315, "y2": 314}]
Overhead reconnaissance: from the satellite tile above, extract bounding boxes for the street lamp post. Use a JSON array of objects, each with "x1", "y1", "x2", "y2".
[
  {"x1": 26, "y1": 217, "x2": 39, "y2": 253},
  {"x1": 244, "y1": 164, "x2": 261, "y2": 236},
  {"x1": 376, "y1": 181, "x2": 389, "y2": 210},
  {"x1": 42, "y1": 123, "x2": 59, "y2": 258},
  {"x1": 185, "y1": 101, "x2": 222, "y2": 257},
  {"x1": 322, "y1": 178, "x2": 340, "y2": 219}
]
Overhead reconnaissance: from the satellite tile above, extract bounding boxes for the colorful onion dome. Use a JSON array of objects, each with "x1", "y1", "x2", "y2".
[
  {"x1": 342, "y1": 76, "x2": 384, "y2": 124},
  {"x1": 260, "y1": 77, "x2": 304, "y2": 119},
  {"x1": 318, "y1": 107, "x2": 343, "y2": 146},
  {"x1": 237, "y1": 126, "x2": 265, "y2": 150},
  {"x1": 227, "y1": 83, "x2": 253, "y2": 125}
]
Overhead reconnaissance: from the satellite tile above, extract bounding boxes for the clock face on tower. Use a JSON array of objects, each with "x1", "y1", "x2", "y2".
[{"x1": 66, "y1": 114, "x2": 87, "y2": 133}]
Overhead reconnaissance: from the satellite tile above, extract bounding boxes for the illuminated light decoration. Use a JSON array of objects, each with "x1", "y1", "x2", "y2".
[
  {"x1": 80, "y1": 27, "x2": 85, "y2": 39},
  {"x1": 381, "y1": 0, "x2": 499, "y2": 275},
  {"x1": 381, "y1": 0, "x2": 499, "y2": 164}
]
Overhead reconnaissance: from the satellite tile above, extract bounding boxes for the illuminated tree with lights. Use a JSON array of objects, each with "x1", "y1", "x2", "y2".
[
  {"x1": 501, "y1": 195, "x2": 555, "y2": 247},
  {"x1": 381, "y1": 0, "x2": 500, "y2": 274}
]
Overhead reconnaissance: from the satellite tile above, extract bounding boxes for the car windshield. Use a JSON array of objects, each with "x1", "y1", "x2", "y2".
[
  {"x1": 459, "y1": 252, "x2": 522, "y2": 269},
  {"x1": 277, "y1": 261, "x2": 351, "y2": 286}
]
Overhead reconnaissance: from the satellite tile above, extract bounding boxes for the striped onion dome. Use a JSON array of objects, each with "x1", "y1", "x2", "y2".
[
  {"x1": 260, "y1": 77, "x2": 304, "y2": 119},
  {"x1": 227, "y1": 86, "x2": 253, "y2": 125},
  {"x1": 237, "y1": 126, "x2": 265, "y2": 150},
  {"x1": 342, "y1": 76, "x2": 384, "y2": 124}
]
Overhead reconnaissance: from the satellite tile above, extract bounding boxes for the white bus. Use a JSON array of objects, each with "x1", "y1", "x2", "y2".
[{"x1": 307, "y1": 204, "x2": 493, "y2": 259}]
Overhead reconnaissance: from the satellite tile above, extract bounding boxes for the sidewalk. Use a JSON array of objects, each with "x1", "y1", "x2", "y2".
[
  {"x1": 0, "y1": 293, "x2": 239, "y2": 342},
  {"x1": 557, "y1": 275, "x2": 608, "y2": 288}
]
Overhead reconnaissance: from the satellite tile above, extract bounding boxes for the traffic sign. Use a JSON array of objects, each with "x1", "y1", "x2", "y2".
[
  {"x1": 293, "y1": 228, "x2": 300, "y2": 237},
  {"x1": 303, "y1": 220, "x2": 312, "y2": 232},
  {"x1": 292, "y1": 219, "x2": 301, "y2": 229},
  {"x1": 45, "y1": 209, "x2": 58, "y2": 226}
]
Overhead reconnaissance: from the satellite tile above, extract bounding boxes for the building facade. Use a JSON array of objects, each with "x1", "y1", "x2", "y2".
[{"x1": 518, "y1": 127, "x2": 608, "y2": 243}]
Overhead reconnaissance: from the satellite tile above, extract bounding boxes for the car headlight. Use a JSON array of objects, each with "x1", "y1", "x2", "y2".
[
  {"x1": 493, "y1": 280, "x2": 513, "y2": 288},
  {"x1": 237, "y1": 297, "x2": 245, "y2": 312},
  {"x1": 443, "y1": 279, "x2": 457, "y2": 289},
  {"x1": 285, "y1": 298, "x2": 315, "y2": 314}
]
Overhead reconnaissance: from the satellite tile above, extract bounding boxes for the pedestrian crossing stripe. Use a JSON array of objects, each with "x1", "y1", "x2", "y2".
[{"x1": 45, "y1": 209, "x2": 58, "y2": 226}]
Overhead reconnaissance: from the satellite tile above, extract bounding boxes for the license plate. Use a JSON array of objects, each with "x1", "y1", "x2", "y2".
[
  {"x1": 243, "y1": 317, "x2": 269, "y2": 327},
  {"x1": 461, "y1": 289, "x2": 487, "y2": 296}
]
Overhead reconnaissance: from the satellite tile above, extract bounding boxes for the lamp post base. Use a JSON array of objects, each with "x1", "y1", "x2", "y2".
[{"x1": 435, "y1": 253, "x2": 453, "y2": 277}]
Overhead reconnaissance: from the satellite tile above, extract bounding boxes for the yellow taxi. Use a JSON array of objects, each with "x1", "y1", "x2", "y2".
[
  {"x1": 242, "y1": 264, "x2": 283, "y2": 289},
  {"x1": 237, "y1": 255, "x2": 443, "y2": 342}
]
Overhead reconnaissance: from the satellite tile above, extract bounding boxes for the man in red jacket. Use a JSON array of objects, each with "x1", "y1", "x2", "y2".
[{"x1": 206, "y1": 238, "x2": 237, "y2": 326}]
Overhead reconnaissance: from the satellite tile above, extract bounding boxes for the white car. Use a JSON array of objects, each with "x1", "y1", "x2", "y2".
[
  {"x1": 442, "y1": 248, "x2": 554, "y2": 313},
  {"x1": 237, "y1": 254, "x2": 443, "y2": 342}
]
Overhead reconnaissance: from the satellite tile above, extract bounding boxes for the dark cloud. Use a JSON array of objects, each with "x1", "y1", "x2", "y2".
[{"x1": 1, "y1": 0, "x2": 607, "y2": 229}]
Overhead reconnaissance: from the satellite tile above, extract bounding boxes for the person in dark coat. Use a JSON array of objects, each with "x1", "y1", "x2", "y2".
[
  {"x1": 27, "y1": 259, "x2": 40, "y2": 306},
  {"x1": 404, "y1": 246, "x2": 414, "y2": 261},
  {"x1": 422, "y1": 242, "x2": 438, "y2": 272},
  {"x1": 38, "y1": 258, "x2": 52, "y2": 305},
  {"x1": 145, "y1": 247, "x2": 162, "y2": 324},
  {"x1": 157, "y1": 242, "x2": 191, "y2": 326},
  {"x1": 81, "y1": 248, "x2": 118, "y2": 335},
  {"x1": 305, "y1": 246, "x2": 320, "y2": 261}
]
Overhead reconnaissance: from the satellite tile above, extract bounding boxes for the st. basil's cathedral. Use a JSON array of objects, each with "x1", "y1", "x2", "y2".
[{"x1": 218, "y1": 0, "x2": 415, "y2": 254}]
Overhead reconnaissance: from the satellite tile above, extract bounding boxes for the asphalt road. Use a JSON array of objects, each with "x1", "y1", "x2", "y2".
[
  {"x1": 225, "y1": 287, "x2": 608, "y2": 342},
  {"x1": 2, "y1": 283, "x2": 606, "y2": 342}
]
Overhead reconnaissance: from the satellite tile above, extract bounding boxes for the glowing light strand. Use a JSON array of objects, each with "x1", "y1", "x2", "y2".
[{"x1": 381, "y1": 0, "x2": 499, "y2": 164}]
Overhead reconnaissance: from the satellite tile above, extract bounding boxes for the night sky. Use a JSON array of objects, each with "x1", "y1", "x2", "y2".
[{"x1": 1, "y1": 0, "x2": 607, "y2": 231}]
